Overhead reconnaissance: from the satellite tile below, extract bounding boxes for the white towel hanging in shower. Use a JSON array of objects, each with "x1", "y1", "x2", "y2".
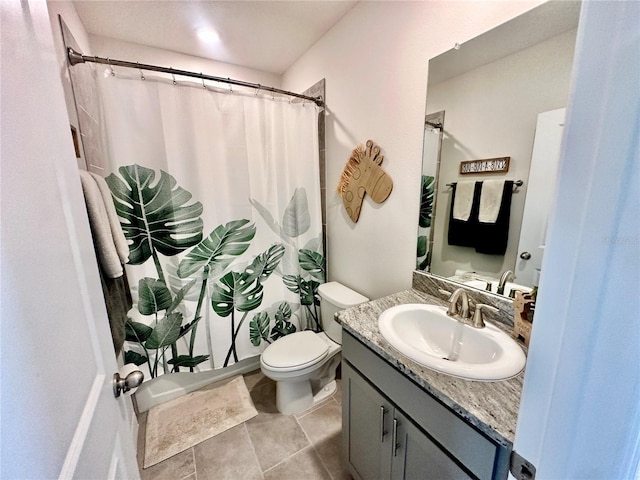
[
  {"x1": 89, "y1": 171, "x2": 129, "y2": 264},
  {"x1": 79, "y1": 170, "x2": 123, "y2": 278}
]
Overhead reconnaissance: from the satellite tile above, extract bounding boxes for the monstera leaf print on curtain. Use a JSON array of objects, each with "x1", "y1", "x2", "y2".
[
  {"x1": 97, "y1": 69, "x2": 322, "y2": 377},
  {"x1": 417, "y1": 175, "x2": 435, "y2": 271}
]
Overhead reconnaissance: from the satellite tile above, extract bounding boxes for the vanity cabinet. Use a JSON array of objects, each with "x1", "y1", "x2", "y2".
[{"x1": 342, "y1": 331, "x2": 511, "y2": 480}]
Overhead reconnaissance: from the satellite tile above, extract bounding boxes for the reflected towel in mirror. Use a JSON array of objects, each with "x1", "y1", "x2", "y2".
[
  {"x1": 478, "y1": 180, "x2": 505, "y2": 223},
  {"x1": 447, "y1": 180, "x2": 514, "y2": 255},
  {"x1": 448, "y1": 182, "x2": 481, "y2": 248},
  {"x1": 452, "y1": 180, "x2": 475, "y2": 221},
  {"x1": 476, "y1": 180, "x2": 514, "y2": 255}
]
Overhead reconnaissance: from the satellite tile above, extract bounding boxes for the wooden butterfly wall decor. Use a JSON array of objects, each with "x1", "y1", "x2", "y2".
[{"x1": 337, "y1": 140, "x2": 393, "y2": 223}]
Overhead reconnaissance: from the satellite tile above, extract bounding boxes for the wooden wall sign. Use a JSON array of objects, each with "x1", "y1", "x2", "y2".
[{"x1": 460, "y1": 157, "x2": 510, "y2": 175}]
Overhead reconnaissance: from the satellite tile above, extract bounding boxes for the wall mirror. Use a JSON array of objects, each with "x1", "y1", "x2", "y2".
[{"x1": 417, "y1": 1, "x2": 581, "y2": 297}]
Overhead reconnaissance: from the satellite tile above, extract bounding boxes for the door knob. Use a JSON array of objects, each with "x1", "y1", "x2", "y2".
[
  {"x1": 520, "y1": 252, "x2": 532, "y2": 260},
  {"x1": 113, "y1": 370, "x2": 144, "y2": 398}
]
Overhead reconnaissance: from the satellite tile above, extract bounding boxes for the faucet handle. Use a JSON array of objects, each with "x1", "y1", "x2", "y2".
[{"x1": 471, "y1": 304, "x2": 498, "y2": 328}]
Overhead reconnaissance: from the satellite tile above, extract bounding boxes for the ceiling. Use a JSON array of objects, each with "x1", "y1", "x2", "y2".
[{"x1": 73, "y1": 1, "x2": 358, "y2": 75}]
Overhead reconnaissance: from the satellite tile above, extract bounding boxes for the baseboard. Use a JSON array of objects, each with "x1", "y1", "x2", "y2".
[{"x1": 133, "y1": 356, "x2": 261, "y2": 413}]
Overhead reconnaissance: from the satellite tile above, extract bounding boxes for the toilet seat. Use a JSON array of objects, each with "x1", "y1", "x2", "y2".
[{"x1": 261, "y1": 331, "x2": 329, "y2": 372}]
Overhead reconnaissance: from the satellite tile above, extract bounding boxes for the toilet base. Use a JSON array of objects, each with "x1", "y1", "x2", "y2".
[
  {"x1": 275, "y1": 379, "x2": 337, "y2": 415},
  {"x1": 275, "y1": 378, "x2": 313, "y2": 415},
  {"x1": 313, "y1": 379, "x2": 337, "y2": 405},
  {"x1": 263, "y1": 335, "x2": 342, "y2": 415}
]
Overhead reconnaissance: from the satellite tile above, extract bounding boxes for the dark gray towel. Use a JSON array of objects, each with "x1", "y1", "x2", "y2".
[
  {"x1": 475, "y1": 180, "x2": 514, "y2": 255},
  {"x1": 447, "y1": 182, "x2": 481, "y2": 248},
  {"x1": 97, "y1": 261, "x2": 132, "y2": 355}
]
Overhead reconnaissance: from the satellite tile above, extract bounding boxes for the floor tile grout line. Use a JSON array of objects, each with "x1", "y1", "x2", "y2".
[
  {"x1": 243, "y1": 422, "x2": 267, "y2": 479},
  {"x1": 261, "y1": 444, "x2": 314, "y2": 475},
  {"x1": 137, "y1": 375, "x2": 342, "y2": 479},
  {"x1": 246, "y1": 379, "x2": 313, "y2": 476},
  {"x1": 189, "y1": 447, "x2": 197, "y2": 480},
  {"x1": 297, "y1": 396, "x2": 339, "y2": 420},
  {"x1": 295, "y1": 409, "x2": 336, "y2": 480}
]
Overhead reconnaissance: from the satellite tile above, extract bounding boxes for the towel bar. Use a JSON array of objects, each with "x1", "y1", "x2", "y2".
[{"x1": 445, "y1": 180, "x2": 524, "y2": 188}]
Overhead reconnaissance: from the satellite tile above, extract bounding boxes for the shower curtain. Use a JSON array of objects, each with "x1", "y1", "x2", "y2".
[{"x1": 95, "y1": 70, "x2": 323, "y2": 378}]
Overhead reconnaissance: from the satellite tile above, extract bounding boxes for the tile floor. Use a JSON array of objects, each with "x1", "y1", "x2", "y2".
[{"x1": 136, "y1": 370, "x2": 350, "y2": 480}]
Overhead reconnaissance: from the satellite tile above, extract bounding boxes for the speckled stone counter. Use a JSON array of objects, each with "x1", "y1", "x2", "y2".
[{"x1": 337, "y1": 287, "x2": 524, "y2": 448}]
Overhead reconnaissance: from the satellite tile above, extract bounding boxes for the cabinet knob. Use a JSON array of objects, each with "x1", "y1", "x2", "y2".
[{"x1": 520, "y1": 251, "x2": 532, "y2": 260}]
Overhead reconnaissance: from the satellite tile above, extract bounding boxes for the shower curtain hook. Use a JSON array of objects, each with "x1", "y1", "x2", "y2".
[
  {"x1": 228, "y1": 78, "x2": 233, "y2": 94},
  {"x1": 255, "y1": 84, "x2": 260, "y2": 96},
  {"x1": 170, "y1": 67, "x2": 176, "y2": 85},
  {"x1": 201, "y1": 73, "x2": 206, "y2": 89},
  {"x1": 137, "y1": 62, "x2": 145, "y2": 81},
  {"x1": 107, "y1": 58, "x2": 115, "y2": 76}
]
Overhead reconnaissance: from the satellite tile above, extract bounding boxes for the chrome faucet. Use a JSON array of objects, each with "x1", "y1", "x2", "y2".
[{"x1": 497, "y1": 270, "x2": 515, "y2": 295}]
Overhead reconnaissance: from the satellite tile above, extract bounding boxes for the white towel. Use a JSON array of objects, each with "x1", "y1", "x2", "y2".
[
  {"x1": 452, "y1": 181, "x2": 475, "y2": 221},
  {"x1": 89, "y1": 172, "x2": 129, "y2": 264},
  {"x1": 79, "y1": 170, "x2": 123, "y2": 278},
  {"x1": 478, "y1": 180, "x2": 505, "y2": 224}
]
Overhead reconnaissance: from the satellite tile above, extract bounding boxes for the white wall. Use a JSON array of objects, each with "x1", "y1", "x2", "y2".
[
  {"x1": 47, "y1": 1, "x2": 93, "y2": 170},
  {"x1": 282, "y1": 1, "x2": 544, "y2": 300},
  {"x1": 428, "y1": 28, "x2": 576, "y2": 280},
  {"x1": 89, "y1": 35, "x2": 281, "y2": 90}
]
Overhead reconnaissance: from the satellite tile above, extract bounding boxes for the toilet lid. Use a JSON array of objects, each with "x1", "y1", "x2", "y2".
[{"x1": 262, "y1": 331, "x2": 329, "y2": 370}]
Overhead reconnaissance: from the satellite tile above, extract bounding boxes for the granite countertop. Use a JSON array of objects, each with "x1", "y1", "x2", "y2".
[{"x1": 337, "y1": 288, "x2": 524, "y2": 448}]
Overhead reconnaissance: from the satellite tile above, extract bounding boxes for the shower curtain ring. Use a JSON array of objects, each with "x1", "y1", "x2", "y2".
[
  {"x1": 228, "y1": 78, "x2": 233, "y2": 93},
  {"x1": 201, "y1": 74, "x2": 206, "y2": 89},
  {"x1": 137, "y1": 62, "x2": 145, "y2": 81},
  {"x1": 170, "y1": 68, "x2": 176, "y2": 85},
  {"x1": 107, "y1": 58, "x2": 115, "y2": 76},
  {"x1": 255, "y1": 85, "x2": 260, "y2": 96}
]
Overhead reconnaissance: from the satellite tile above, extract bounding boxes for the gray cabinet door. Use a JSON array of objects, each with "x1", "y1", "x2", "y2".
[
  {"x1": 392, "y1": 409, "x2": 473, "y2": 480},
  {"x1": 343, "y1": 362, "x2": 393, "y2": 480}
]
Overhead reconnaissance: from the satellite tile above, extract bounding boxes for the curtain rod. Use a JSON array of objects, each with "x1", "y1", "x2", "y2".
[{"x1": 67, "y1": 47, "x2": 324, "y2": 107}]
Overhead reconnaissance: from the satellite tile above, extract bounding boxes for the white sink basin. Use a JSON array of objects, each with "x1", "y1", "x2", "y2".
[
  {"x1": 463, "y1": 280, "x2": 532, "y2": 296},
  {"x1": 378, "y1": 304, "x2": 525, "y2": 381}
]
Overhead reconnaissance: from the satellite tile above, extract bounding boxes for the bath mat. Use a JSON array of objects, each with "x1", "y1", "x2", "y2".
[{"x1": 143, "y1": 375, "x2": 258, "y2": 468}]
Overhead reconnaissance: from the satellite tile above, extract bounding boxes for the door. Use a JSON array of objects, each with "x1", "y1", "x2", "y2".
[
  {"x1": 391, "y1": 410, "x2": 472, "y2": 480},
  {"x1": 1, "y1": 2, "x2": 139, "y2": 478},
  {"x1": 343, "y1": 362, "x2": 393, "y2": 480},
  {"x1": 514, "y1": 2, "x2": 640, "y2": 477},
  {"x1": 514, "y1": 108, "x2": 565, "y2": 286}
]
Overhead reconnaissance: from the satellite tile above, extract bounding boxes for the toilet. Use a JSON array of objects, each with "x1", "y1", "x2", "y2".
[{"x1": 260, "y1": 281, "x2": 368, "y2": 414}]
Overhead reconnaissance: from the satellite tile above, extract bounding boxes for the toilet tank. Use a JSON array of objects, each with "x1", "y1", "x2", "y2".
[{"x1": 317, "y1": 282, "x2": 368, "y2": 344}]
